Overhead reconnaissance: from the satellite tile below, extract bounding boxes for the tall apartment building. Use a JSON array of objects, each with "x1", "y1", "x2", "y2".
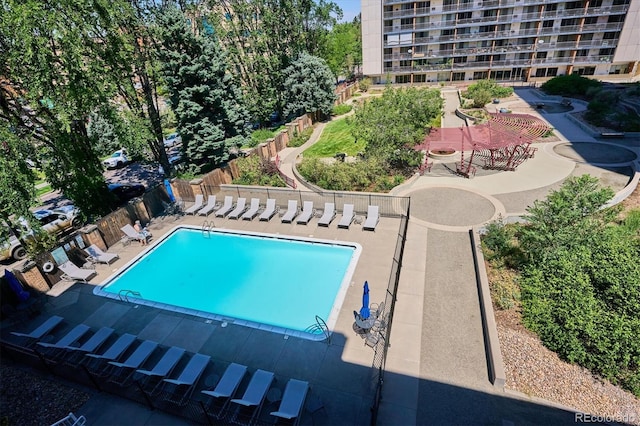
[{"x1": 362, "y1": 0, "x2": 640, "y2": 84}]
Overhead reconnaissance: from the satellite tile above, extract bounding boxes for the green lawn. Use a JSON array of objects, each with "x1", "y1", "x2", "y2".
[{"x1": 303, "y1": 118, "x2": 365, "y2": 158}]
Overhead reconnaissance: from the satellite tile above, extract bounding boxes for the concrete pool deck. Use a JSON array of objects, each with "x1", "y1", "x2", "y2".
[{"x1": 6, "y1": 211, "x2": 402, "y2": 425}]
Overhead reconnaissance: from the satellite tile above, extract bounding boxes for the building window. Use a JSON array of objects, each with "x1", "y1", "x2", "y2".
[
  {"x1": 543, "y1": 20, "x2": 553, "y2": 28},
  {"x1": 589, "y1": 0, "x2": 603, "y2": 7},
  {"x1": 612, "y1": 0, "x2": 629, "y2": 5},
  {"x1": 607, "y1": 15, "x2": 625, "y2": 23},
  {"x1": 473, "y1": 71, "x2": 488, "y2": 80},
  {"x1": 535, "y1": 68, "x2": 546, "y2": 77},
  {"x1": 536, "y1": 52, "x2": 548, "y2": 59},
  {"x1": 396, "y1": 75, "x2": 410, "y2": 83},
  {"x1": 575, "y1": 67, "x2": 595, "y2": 76},
  {"x1": 452, "y1": 72, "x2": 465, "y2": 81},
  {"x1": 584, "y1": 17, "x2": 598, "y2": 25},
  {"x1": 603, "y1": 32, "x2": 620, "y2": 40},
  {"x1": 565, "y1": 1, "x2": 585, "y2": 10},
  {"x1": 490, "y1": 70, "x2": 511, "y2": 80},
  {"x1": 413, "y1": 74, "x2": 427, "y2": 83},
  {"x1": 546, "y1": 68, "x2": 558, "y2": 77},
  {"x1": 561, "y1": 18, "x2": 579, "y2": 27}
]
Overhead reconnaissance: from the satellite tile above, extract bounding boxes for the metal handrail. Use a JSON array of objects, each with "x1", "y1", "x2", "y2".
[{"x1": 118, "y1": 289, "x2": 141, "y2": 303}]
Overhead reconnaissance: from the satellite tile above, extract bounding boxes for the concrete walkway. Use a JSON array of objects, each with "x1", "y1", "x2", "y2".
[{"x1": 376, "y1": 88, "x2": 639, "y2": 425}]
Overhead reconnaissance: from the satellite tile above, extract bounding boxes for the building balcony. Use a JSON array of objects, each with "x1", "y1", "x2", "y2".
[{"x1": 383, "y1": 6, "x2": 431, "y2": 20}]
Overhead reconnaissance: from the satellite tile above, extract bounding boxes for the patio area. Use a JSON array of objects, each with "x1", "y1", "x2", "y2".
[{"x1": 2, "y1": 196, "x2": 404, "y2": 425}]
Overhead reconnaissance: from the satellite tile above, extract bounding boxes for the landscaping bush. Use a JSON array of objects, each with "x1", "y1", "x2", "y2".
[
  {"x1": 358, "y1": 78, "x2": 371, "y2": 92},
  {"x1": 297, "y1": 157, "x2": 403, "y2": 192},
  {"x1": 541, "y1": 74, "x2": 602, "y2": 97},
  {"x1": 332, "y1": 104, "x2": 352, "y2": 116},
  {"x1": 288, "y1": 127, "x2": 314, "y2": 147},
  {"x1": 463, "y1": 80, "x2": 513, "y2": 107},
  {"x1": 232, "y1": 155, "x2": 286, "y2": 187},
  {"x1": 483, "y1": 175, "x2": 640, "y2": 397}
]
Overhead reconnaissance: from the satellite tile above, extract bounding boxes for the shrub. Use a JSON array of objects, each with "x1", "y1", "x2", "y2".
[
  {"x1": 358, "y1": 78, "x2": 371, "y2": 92},
  {"x1": 464, "y1": 79, "x2": 513, "y2": 101},
  {"x1": 288, "y1": 127, "x2": 314, "y2": 148},
  {"x1": 232, "y1": 155, "x2": 286, "y2": 187},
  {"x1": 298, "y1": 157, "x2": 401, "y2": 192},
  {"x1": 332, "y1": 104, "x2": 352, "y2": 116},
  {"x1": 541, "y1": 74, "x2": 602, "y2": 97}
]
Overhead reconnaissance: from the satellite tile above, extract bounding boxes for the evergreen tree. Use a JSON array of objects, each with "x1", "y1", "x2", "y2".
[
  {"x1": 157, "y1": 7, "x2": 250, "y2": 173},
  {"x1": 282, "y1": 53, "x2": 336, "y2": 122},
  {"x1": 0, "y1": 0, "x2": 126, "y2": 216}
]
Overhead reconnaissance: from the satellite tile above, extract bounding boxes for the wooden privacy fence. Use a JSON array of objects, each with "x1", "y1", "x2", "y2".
[{"x1": 96, "y1": 185, "x2": 172, "y2": 248}]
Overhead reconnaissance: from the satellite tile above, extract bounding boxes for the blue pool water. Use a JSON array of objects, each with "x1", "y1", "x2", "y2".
[{"x1": 96, "y1": 227, "x2": 360, "y2": 338}]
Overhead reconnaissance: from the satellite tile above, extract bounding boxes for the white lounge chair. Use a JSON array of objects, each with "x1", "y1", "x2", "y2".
[
  {"x1": 270, "y1": 379, "x2": 309, "y2": 426},
  {"x1": 60, "y1": 326, "x2": 115, "y2": 366},
  {"x1": 11, "y1": 315, "x2": 63, "y2": 342},
  {"x1": 241, "y1": 198, "x2": 261, "y2": 220},
  {"x1": 197, "y1": 195, "x2": 218, "y2": 216},
  {"x1": 201, "y1": 363, "x2": 248, "y2": 418},
  {"x1": 59, "y1": 261, "x2": 97, "y2": 282},
  {"x1": 214, "y1": 196, "x2": 234, "y2": 217},
  {"x1": 36, "y1": 324, "x2": 91, "y2": 361},
  {"x1": 121, "y1": 224, "x2": 151, "y2": 245},
  {"x1": 50, "y1": 412, "x2": 86, "y2": 426},
  {"x1": 337, "y1": 204, "x2": 355, "y2": 229},
  {"x1": 230, "y1": 369, "x2": 275, "y2": 425},
  {"x1": 317, "y1": 203, "x2": 336, "y2": 227},
  {"x1": 184, "y1": 194, "x2": 205, "y2": 215},
  {"x1": 105, "y1": 340, "x2": 158, "y2": 385},
  {"x1": 82, "y1": 333, "x2": 137, "y2": 371},
  {"x1": 258, "y1": 199, "x2": 278, "y2": 221},
  {"x1": 136, "y1": 346, "x2": 185, "y2": 390},
  {"x1": 296, "y1": 201, "x2": 314, "y2": 225},
  {"x1": 85, "y1": 244, "x2": 119, "y2": 265},
  {"x1": 281, "y1": 200, "x2": 298, "y2": 223},
  {"x1": 362, "y1": 205, "x2": 380, "y2": 231},
  {"x1": 161, "y1": 353, "x2": 211, "y2": 405},
  {"x1": 227, "y1": 198, "x2": 247, "y2": 220}
]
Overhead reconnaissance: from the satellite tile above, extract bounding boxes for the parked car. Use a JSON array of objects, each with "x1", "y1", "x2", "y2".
[
  {"x1": 0, "y1": 233, "x2": 27, "y2": 262},
  {"x1": 32, "y1": 207, "x2": 82, "y2": 234},
  {"x1": 108, "y1": 183, "x2": 146, "y2": 203},
  {"x1": 163, "y1": 133, "x2": 182, "y2": 148},
  {"x1": 1, "y1": 205, "x2": 81, "y2": 262},
  {"x1": 103, "y1": 149, "x2": 129, "y2": 169}
]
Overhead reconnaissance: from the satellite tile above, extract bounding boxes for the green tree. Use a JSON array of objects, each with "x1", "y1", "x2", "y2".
[
  {"x1": 207, "y1": 0, "x2": 341, "y2": 122},
  {"x1": 0, "y1": 0, "x2": 125, "y2": 216},
  {"x1": 351, "y1": 87, "x2": 442, "y2": 163},
  {"x1": 0, "y1": 127, "x2": 37, "y2": 243},
  {"x1": 156, "y1": 7, "x2": 250, "y2": 173},
  {"x1": 518, "y1": 175, "x2": 617, "y2": 264},
  {"x1": 282, "y1": 53, "x2": 337, "y2": 121},
  {"x1": 324, "y1": 20, "x2": 361, "y2": 81}
]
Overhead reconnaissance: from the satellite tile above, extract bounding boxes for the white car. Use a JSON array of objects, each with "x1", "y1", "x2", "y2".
[
  {"x1": 103, "y1": 149, "x2": 128, "y2": 169},
  {"x1": 0, "y1": 234, "x2": 27, "y2": 262},
  {"x1": 163, "y1": 133, "x2": 181, "y2": 148}
]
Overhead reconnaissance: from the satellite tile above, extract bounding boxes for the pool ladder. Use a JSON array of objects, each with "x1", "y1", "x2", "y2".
[
  {"x1": 202, "y1": 220, "x2": 215, "y2": 238},
  {"x1": 304, "y1": 315, "x2": 331, "y2": 344},
  {"x1": 118, "y1": 289, "x2": 141, "y2": 302}
]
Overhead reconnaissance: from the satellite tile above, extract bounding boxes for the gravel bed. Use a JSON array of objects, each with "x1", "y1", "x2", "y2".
[
  {"x1": 0, "y1": 361, "x2": 91, "y2": 426},
  {"x1": 496, "y1": 315, "x2": 640, "y2": 425}
]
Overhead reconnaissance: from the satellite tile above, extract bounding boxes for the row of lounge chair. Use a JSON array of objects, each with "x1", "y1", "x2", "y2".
[
  {"x1": 11, "y1": 315, "x2": 311, "y2": 425},
  {"x1": 183, "y1": 195, "x2": 380, "y2": 230}
]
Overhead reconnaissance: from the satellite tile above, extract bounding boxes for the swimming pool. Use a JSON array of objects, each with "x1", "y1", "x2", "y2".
[{"x1": 95, "y1": 226, "x2": 361, "y2": 340}]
